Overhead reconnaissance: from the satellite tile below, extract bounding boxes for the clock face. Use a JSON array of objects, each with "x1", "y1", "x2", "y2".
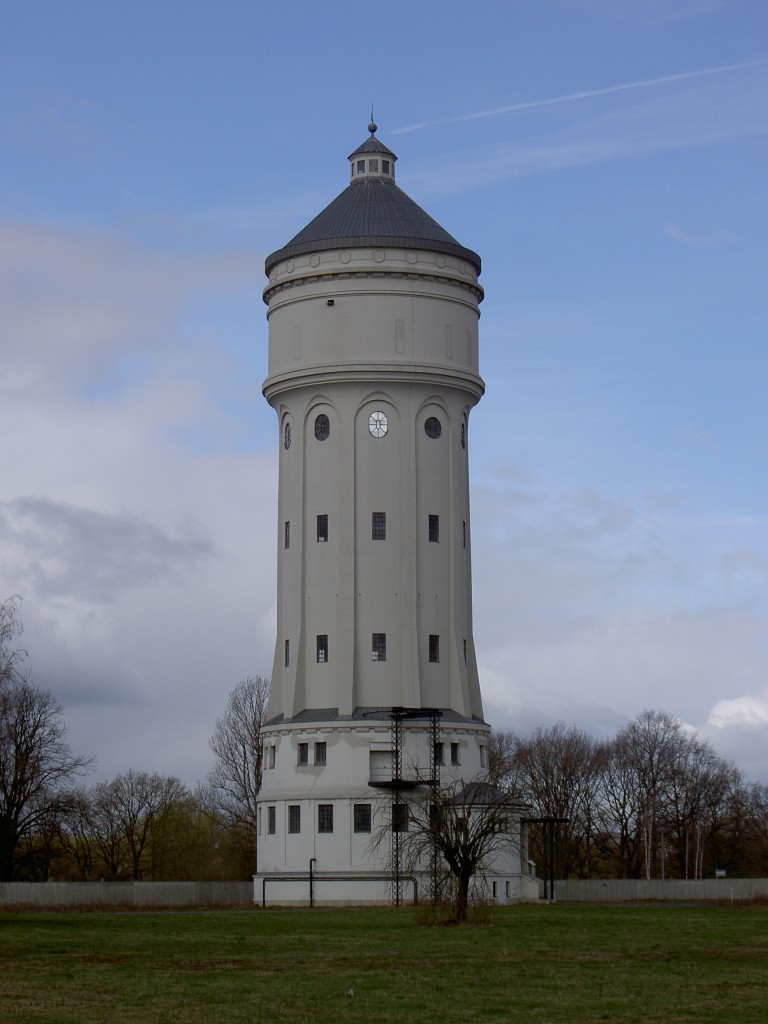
[{"x1": 368, "y1": 410, "x2": 388, "y2": 437}]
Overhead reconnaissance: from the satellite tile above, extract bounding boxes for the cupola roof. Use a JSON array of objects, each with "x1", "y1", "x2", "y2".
[{"x1": 265, "y1": 123, "x2": 480, "y2": 275}]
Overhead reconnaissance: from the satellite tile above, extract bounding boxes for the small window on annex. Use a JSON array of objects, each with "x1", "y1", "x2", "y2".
[
  {"x1": 354, "y1": 803, "x2": 372, "y2": 833},
  {"x1": 288, "y1": 805, "x2": 301, "y2": 834},
  {"x1": 429, "y1": 514, "x2": 439, "y2": 543},
  {"x1": 268, "y1": 745, "x2": 276, "y2": 769},
  {"x1": 371, "y1": 512, "x2": 386, "y2": 540},
  {"x1": 429, "y1": 634, "x2": 440, "y2": 663},
  {"x1": 316, "y1": 635, "x2": 328, "y2": 663},
  {"x1": 434, "y1": 741, "x2": 445, "y2": 766},
  {"x1": 314, "y1": 741, "x2": 327, "y2": 766},
  {"x1": 318, "y1": 804, "x2": 333, "y2": 833},
  {"x1": 267, "y1": 805, "x2": 276, "y2": 835},
  {"x1": 451, "y1": 742, "x2": 461, "y2": 766},
  {"x1": 372, "y1": 633, "x2": 387, "y2": 662},
  {"x1": 392, "y1": 803, "x2": 409, "y2": 833},
  {"x1": 317, "y1": 514, "x2": 328, "y2": 542},
  {"x1": 297, "y1": 742, "x2": 308, "y2": 766}
]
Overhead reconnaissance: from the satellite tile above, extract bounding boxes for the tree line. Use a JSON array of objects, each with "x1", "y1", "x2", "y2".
[
  {"x1": 488, "y1": 714, "x2": 768, "y2": 881},
  {"x1": 3, "y1": 595, "x2": 767, "y2": 883}
]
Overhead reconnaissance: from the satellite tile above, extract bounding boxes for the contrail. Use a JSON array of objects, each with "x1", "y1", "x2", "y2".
[{"x1": 392, "y1": 59, "x2": 768, "y2": 134}]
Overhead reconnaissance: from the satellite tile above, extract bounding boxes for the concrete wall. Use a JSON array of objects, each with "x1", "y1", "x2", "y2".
[
  {"x1": 0, "y1": 881, "x2": 253, "y2": 909},
  {"x1": 553, "y1": 878, "x2": 768, "y2": 902}
]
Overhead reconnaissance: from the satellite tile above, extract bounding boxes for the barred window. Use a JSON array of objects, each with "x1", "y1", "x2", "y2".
[
  {"x1": 372, "y1": 512, "x2": 386, "y2": 540},
  {"x1": 372, "y1": 633, "x2": 387, "y2": 662},
  {"x1": 354, "y1": 804, "x2": 372, "y2": 833},
  {"x1": 429, "y1": 635, "x2": 440, "y2": 663},
  {"x1": 318, "y1": 804, "x2": 333, "y2": 833},
  {"x1": 317, "y1": 514, "x2": 328, "y2": 542},
  {"x1": 429, "y1": 515, "x2": 439, "y2": 543},
  {"x1": 288, "y1": 805, "x2": 301, "y2": 834},
  {"x1": 317, "y1": 635, "x2": 328, "y2": 663}
]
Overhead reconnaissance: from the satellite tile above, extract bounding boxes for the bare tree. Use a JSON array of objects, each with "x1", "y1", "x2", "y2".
[
  {"x1": 207, "y1": 675, "x2": 269, "y2": 871},
  {"x1": 90, "y1": 770, "x2": 188, "y2": 880},
  {"x1": 0, "y1": 680, "x2": 93, "y2": 879},
  {"x1": 496, "y1": 723, "x2": 602, "y2": 878},
  {"x1": 0, "y1": 595, "x2": 26, "y2": 689},
  {"x1": 396, "y1": 781, "x2": 527, "y2": 923}
]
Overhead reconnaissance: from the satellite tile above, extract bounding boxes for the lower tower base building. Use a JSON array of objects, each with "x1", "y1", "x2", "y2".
[{"x1": 254, "y1": 124, "x2": 537, "y2": 906}]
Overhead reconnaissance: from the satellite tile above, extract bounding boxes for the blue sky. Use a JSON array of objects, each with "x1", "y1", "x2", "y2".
[{"x1": 1, "y1": 0, "x2": 766, "y2": 783}]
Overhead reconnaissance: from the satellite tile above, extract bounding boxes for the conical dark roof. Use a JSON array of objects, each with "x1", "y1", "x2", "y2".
[{"x1": 265, "y1": 132, "x2": 480, "y2": 275}]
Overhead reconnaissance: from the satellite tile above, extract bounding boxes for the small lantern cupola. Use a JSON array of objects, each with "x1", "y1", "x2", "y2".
[{"x1": 348, "y1": 121, "x2": 397, "y2": 183}]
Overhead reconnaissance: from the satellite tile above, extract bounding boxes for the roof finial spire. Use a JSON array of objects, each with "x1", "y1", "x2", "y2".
[{"x1": 368, "y1": 104, "x2": 377, "y2": 135}]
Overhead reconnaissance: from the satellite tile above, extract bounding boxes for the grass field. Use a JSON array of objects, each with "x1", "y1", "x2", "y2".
[{"x1": 1, "y1": 903, "x2": 766, "y2": 1023}]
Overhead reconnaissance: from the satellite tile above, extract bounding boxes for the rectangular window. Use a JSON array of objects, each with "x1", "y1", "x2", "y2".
[
  {"x1": 316, "y1": 635, "x2": 328, "y2": 663},
  {"x1": 372, "y1": 633, "x2": 387, "y2": 662},
  {"x1": 257, "y1": 805, "x2": 262, "y2": 835},
  {"x1": 429, "y1": 514, "x2": 440, "y2": 543},
  {"x1": 357, "y1": 159, "x2": 365, "y2": 173},
  {"x1": 268, "y1": 745, "x2": 276, "y2": 769},
  {"x1": 480, "y1": 744, "x2": 487, "y2": 768},
  {"x1": 505, "y1": 881, "x2": 511, "y2": 898},
  {"x1": 318, "y1": 804, "x2": 333, "y2": 833},
  {"x1": 382, "y1": 159, "x2": 390, "y2": 174},
  {"x1": 317, "y1": 514, "x2": 328, "y2": 542},
  {"x1": 314, "y1": 741, "x2": 327, "y2": 766},
  {"x1": 462, "y1": 520, "x2": 466, "y2": 548},
  {"x1": 429, "y1": 634, "x2": 440, "y2": 663},
  {"x1": 288, "y1": 805, "x2": 301, "y2": 834},
  {"x1": 392, "y1": 803, "x2": 409, "y2": 833},
  {"x1": 434, "y1": 741, "x2": 444, "y2": 766},
  {"x1": 492, "y1": 881, "x2": 498, "y2": 898},
  {"x1": 451, "y1": 742, "x2": 460, "y2": 766},
  {"x1": 368, "y1": 158, "x2": 378, "y2": 172},
  {"x1": 354, "y1": 803, "x2": 372, "y2": 833},
  {"x1": 372, "y1": 512, "x2": 386, "y2": 540},
  {"x1": 267, "y1": 805, "x2": 276, "y2": 835},
  {"x1": 463, "y1": 638, "x2": 467, "y2": 664},
  {"x1": 285, "y1": 639, "x2": 290, "y2": 667},
  {"x1": 285, "y1": 521, "x2": 290, "y2": 549},
  {"x1": 297, "y1": 742, "x2": 308, "y2": 766}
]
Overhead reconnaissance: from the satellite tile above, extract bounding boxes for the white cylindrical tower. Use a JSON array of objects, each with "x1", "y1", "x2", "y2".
[{"x1": 255, "y1": 125, "x2": 516, "y2": 904}]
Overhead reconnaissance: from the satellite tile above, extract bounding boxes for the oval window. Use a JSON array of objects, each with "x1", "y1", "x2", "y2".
[
  {"x1": 314, "y1": 414, "x2": 330, "y2": 441},
  {"x1": 284, "y1": 422, "x2": 292, "y2": 450},
  {"x1": 424, "y1": 416, "x2": 442, "y2": 439}
]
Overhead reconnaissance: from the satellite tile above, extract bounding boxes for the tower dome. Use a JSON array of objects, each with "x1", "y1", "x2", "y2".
[{"x1": 265, "y1": 127, "x2": 481, "y2": 275}]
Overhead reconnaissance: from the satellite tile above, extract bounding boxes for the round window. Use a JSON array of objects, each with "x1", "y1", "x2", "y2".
[
  {"x1": 314, "y1": 414, "x2": 330, "y2": 441},
  {"x1": 424, "y1": 416, "x2": 442, "y2": 439}
]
